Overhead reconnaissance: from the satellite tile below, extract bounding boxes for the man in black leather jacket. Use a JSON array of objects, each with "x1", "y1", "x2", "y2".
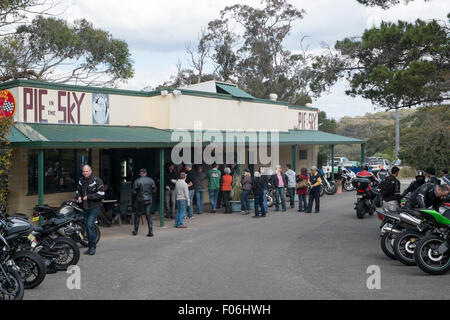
[
  {"x1": 76, "y1": 164, "x2": 105, "y2": 255},
  {"x1": 401, "y1": 170, "x2": 426, "y2": 199},
  {"x1": 404, "y1": 183, "x2": 450, "y2": 211},
  {"x1": 132, "y1": 168, "x2": 156, "y2": 237},
  {"x1": 426, "y1": 167, "x2": 441, "y2": 185}
]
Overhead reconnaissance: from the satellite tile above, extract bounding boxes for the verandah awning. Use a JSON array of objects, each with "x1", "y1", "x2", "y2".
[{"x1": 7, "y1": 123, "x2": 365, "y2": 148}]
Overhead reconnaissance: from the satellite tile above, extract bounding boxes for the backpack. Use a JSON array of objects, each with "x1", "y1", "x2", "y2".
[{"x1": 380, "y1": 177, "x2": 395, "y2": 197}]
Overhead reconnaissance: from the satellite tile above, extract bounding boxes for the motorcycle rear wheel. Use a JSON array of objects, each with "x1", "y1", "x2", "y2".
[
  {"x1": 381, "y1": 231, "x2": 397, "y2": 260},
  {"x1": 414, "y1": 234, "x2": 450, "y2": 275},
  {"x1": 356, "y1": 201, "x2": 365, "y2": 219},
  {"x1": 393, "y1": 230, "x2": 422, "y2": 266},
  {"x1": 76, "y1": 222, "x2": 101, "y2": 248},
  {"x1": 51, "y1": 237, "x2": 80, "y2": 271}
]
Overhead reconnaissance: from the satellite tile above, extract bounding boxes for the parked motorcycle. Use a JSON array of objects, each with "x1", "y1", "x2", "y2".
[
  {"x1": 413, "y1": 207, "x2": 450, "y2": 275},
  {"x1": 342, "y1": 168, "x2": 356, "y2": 192},
  {"x1": 34, "y1": 200, "x2": 100, "y2": 248},
  {"x1": 352, "y1": 177, "x2": 379, "y2": 219},
  {"x1": 0, "y1": 219, "x2": 24, "y2": 300},
  {"x1": 0, "y1": 213, "x2": 47, "y2": 289}
]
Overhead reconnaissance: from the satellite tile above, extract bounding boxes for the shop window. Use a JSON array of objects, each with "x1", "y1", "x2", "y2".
[
  {"x1": 28, "y1": 149, "x2": 91, "y2": 195},
  {"x1": 299, "y1": 149, "x2": 308, "y2": 160}
]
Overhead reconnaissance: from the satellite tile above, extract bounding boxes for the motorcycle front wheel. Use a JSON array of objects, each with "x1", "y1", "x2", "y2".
[
  {"x1": 414, "y1": 234, "x2": 450, "y2": 275},
  {"x1": 12, "y1": 250, "x2": 47, "y2": 289},
  {"x1": 0, "y1": 265, "x2": 24, "y2": 300},
  {"x1": 343, "y1": 180, "x2": 354, "y2": 192},
  {"x1": 325, "y1": 182, "x2": 337, "y2": 195},
  {"x1": 319, "y1": 184, "x2": 325, "y2": 197}
]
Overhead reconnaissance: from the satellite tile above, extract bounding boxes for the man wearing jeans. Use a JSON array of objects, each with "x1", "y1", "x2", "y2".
[
  {"x1": 191, "y1": 165, "x2": 207, "y2": 214},
  {"x1": 271, "y1": 165, "x2": 288, "y2": 212},
  {"x1": 185, "y1": 164, "x2": 195, "y2": 219},
  {"x1": 175, "y1": 172, "x2": 190, "y2": 228},
  {"x1": 207, "y1": 163, "x2": 221, "y2": 213},
  {"x1": 76, "y1": 165, "x2": 104, "y2": 255},
  {"x1": 285, "y1": 164, "x2": 297, "y2": 209}
]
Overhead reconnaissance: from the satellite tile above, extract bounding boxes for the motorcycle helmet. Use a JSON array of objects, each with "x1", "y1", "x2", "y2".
[{"x1": 416, "y1": 170, "x2": 425, "y2": 183}]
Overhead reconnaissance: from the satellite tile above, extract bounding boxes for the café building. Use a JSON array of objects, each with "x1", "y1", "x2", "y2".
[{"x1": 3, "y1": 79, "x2": 365, "y2": 225}]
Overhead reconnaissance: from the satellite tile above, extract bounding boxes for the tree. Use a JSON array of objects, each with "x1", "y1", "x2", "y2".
[
  {"x1": 158, "y1": 0, "x2": 321, "y2": 105},
  {"x1": 312, "y1": 18, "x2": 450, "y2": 110},
  {"x1": 0, "y1": 2, "x2": 134, "y2": 87},
  {"x1": 0, "y1": 117, "x2": 14, "y2": 209},
  {"x1": 317, "y1": 111, "x2": 337, "y2": 166},
  {"x1": 356, "y1": 0, "x2": 431, "y2": 9},
  {"x1": 399, "y1": 105, "x2": 449, "y2": 172}
]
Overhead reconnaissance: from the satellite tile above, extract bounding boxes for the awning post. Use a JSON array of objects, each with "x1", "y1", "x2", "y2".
[
  {"x1": 291, "y1": 145, "x2": 297, "y2": 172},
  {"x1": 159, "y1": 148, "x2": 164, "y2": 227},
  {"x1": 38, "y1": 149, "x2": 44, "y2": 206}
]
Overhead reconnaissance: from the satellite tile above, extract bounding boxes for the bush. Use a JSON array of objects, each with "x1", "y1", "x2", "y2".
[
  {"x1": 230, "y1": 174, "x2": 242, "y2": 201},
  {"x1": 397, "y1": 166, "x2": 416, "y2": 179}
]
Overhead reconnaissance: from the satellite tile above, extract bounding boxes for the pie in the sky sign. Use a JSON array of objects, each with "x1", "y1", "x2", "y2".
[{"x1": 0, "y1": 89, "x2": 16, "y2": 119}]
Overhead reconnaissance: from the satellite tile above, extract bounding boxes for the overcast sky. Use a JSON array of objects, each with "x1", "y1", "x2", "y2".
[{"x1": 59, "y1": 0, "x2": 448, "y2": 120}]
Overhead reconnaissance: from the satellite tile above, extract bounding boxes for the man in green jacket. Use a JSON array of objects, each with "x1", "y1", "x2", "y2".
[{"x1": 207, "y1": 163, "x2": 221, "y2": 213}]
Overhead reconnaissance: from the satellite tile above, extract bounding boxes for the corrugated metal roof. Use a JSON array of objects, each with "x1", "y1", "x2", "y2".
[{"x1": 9, "y1": 123, "x2": 364, "y2": 148}]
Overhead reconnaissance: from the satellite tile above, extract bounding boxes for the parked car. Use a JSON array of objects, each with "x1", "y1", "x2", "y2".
[{"x1": 368, "y1": 159, "x2": 391, "y2": 173}]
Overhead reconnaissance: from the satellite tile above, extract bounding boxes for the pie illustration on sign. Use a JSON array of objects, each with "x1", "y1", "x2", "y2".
[
  {"x1": 0, "y1": 90, "x2": 16, "y2": 119},
  {"x1": 92, "y1": 93, "x2": 109, "y2": 124}
]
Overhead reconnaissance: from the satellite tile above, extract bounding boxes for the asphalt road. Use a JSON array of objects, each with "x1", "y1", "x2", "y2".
[{"x1": 24, "y1": 181, "x2": 449, "y2": 300}]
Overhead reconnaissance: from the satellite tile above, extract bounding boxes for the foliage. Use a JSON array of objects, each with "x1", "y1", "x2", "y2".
[
  {"x1": 399, "y1": 105, "x2": 450, "y2": 172},
  {"x1": 356, "y1": 0, "x2": 431, "y2": 9},
  {"x1": 0, "y1": 117, "x2": 14, "y2": 210},
  {"x1": 312, "y1": 18, "x2": 450, "y2": 110},
  {"x1": 157, "y1": 0, "x2": 323, "y2": 105},
  {"x1": 0, "y1": 2, "x2": 134, "y2": 86}
]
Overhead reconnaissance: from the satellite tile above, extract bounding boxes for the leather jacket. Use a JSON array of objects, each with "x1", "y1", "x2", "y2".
[
  {"x1": 404, "y1": 182, "x2": 443, "y2": 211},
  {"x1": 76, "y1": 175, "x2": 105, "y2": 210},
  {"x1": 133, "y1": 176, "x2": 156, "y2": 203}
]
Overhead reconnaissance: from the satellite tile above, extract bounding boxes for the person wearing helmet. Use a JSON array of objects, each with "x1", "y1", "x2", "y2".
[{"x1": 400, "y1": 170, "x2": 426, "y2": 199}]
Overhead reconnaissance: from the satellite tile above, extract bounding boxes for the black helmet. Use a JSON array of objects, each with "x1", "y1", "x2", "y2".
[{"x1": 416, "y1": 170, "x2": 425, "y2": 178}]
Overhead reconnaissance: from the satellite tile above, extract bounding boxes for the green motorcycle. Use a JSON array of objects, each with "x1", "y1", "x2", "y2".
[{"x1": 413, "y1": 209, "x2": 450, "y2": 275}]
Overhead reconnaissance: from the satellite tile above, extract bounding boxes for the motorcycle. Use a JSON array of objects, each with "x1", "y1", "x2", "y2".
[
  {"x1": 342, "y1": 168, "x2": 356, "y2": 192},
  {"x1": 319, "y1": 174, "x2": 338, "y2": 197},
  {"x1": 0, "y1": 219, "x2": 24, "y2": 300},
  {"x1": 352, "y1": 177, "x2": 380, "y2": 219},
  {"x1": 34, "y1": 200, "x2": 100, "y2": 248},
  {"x1": 413, "y1": 206, "x2": 450, "y2": 275},
  {"x1": 0, "y1": 212, "x2": 47, "y2": 290}
]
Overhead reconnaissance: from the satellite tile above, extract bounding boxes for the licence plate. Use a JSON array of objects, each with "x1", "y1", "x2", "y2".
[
  {"x1": 27, "y1": 234, "x2": 35, "y2": 241},
  {"x1": 31, "y1": 216, "x2": 39, "y2": 222}
]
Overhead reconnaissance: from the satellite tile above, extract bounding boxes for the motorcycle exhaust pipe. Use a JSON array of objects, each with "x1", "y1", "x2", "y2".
[
  {"x1": 399, "y1": 213, "x2": 422, "y2": 227},
  {"x1": 381, "y1": 225, "x2": 402, "y2": 234}
]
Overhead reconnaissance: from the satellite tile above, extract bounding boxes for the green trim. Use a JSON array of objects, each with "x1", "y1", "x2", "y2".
[
  {"x1": 0, "y1": 79, "x2": 317, "y2": 111},
  {"x1": 216, "y1": 83, "x2": 255, "y2": 99}
]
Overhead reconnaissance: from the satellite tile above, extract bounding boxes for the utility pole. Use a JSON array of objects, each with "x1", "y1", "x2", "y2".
[{"x1": 395, "y1": 107, "x2": 399, "y2": 160}]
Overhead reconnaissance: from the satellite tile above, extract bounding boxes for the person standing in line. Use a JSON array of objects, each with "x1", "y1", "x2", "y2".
[
  {"x1": 260, "y1": 167, "x2": 269, "y2": 213},
  {"x1": 241, "y1": 169, "x2": 252, "y2": 215},
  {"x1": 191, "y1": 165, "x2": 207, "y2": 214},
  {"x1": 132, "y1": 168, "x2": 156, "y2": 237},
  {"x1": 207, "y1": 163, "x2": 221, "y2": 213},
  {"x1": 296, "y1": 168, "x2": 309, "y2": 212},
  {"x1": 221, "y1": 167, "x2": 233, "y2": 213},
  {"x1": 174, "y1": 172, "x2": 190, "y2": 228},
  {"x1": 271, "y1": 165, "x2": 288, "y2": 212},
  {"x1": 252, "y1": 171, "x2": 266, "y2": 218},
  {"x1": 76, "y1": 164, "x2": 105, "y2": 255},
  {"x1": 185, "y1": 164, "x2": 195, "y2": 219},
  {"x1": 164, "y1": 163, "x2": 178, "y2": 219},
  {"x1": 285, "y1": 164, "x2": 297, "y2": 209},
  {"x1": 305, "y1": 166, "x2": 322, "y2": 213}
]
